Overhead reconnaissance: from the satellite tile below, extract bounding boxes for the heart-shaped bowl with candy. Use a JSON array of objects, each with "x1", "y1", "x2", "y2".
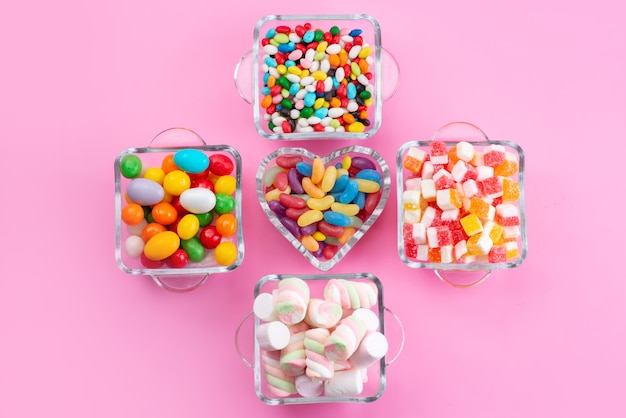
[
  {"x1": 396, "y1": 122, "x2": 528, "y2": 288},
  {"x1": 257, "y1": 145, "x2": 391, "y2": 271},
  {"x1": 234, "y1": 14, "x2": 400, "y2": 140}
]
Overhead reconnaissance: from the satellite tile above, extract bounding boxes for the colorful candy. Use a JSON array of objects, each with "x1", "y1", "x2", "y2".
[
  {"x1": 259, "y1": 23, "x2": 376, "y2": 135},
  {"x1": 261, "y1": 152, "x2": 385, "y2": 263},
  {"x1": 253, "y1": 277, "x2": 387, "y2": 399},
  {"x1": 118, "y1": 148, "x2": 240, "y2": 269},
  {"x1": 400, "y1": 140, "x2": 523, "y2": 264}
]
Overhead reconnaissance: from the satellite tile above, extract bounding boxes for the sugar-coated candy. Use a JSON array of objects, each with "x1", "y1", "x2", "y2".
[{"x1": 401, "y1": 141, "x2": 522, "y2": 264}]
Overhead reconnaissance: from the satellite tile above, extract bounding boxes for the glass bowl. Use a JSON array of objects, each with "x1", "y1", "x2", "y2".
[
  {"x1": 235, "y1": 273, "x2": 404, "y2": 405},
  {"x1": 114, "y1": 127, "x2": 244, "y2": 292},
  {"x1": 396, "y1": 122, "x2": 527, "y2": 288},
  {"x1": 234, "y1": 14, "x2": 399, "y2": 140},
  {"x1": 256, "y1": 145, "x2": 391, "y2": 271}
]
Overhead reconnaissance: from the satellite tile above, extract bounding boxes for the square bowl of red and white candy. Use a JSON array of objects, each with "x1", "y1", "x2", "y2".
[{"x1": 396, "y1": 122, "x2": 527, "y2": 288}]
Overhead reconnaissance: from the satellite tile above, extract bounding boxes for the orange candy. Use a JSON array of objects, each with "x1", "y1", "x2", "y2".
[
  {"x1": 141, "y1": 222, "x2": 167, "y2": 242},
  {"x1": 121, "y1": 203, "x2": 144, "y2": 226},
  {"x1": 151, "y1": 202, "x2": 178, "y2": 225},
  {"x1": 161, "y1": 154, "x2": 179, "y2": 174},
  {"x1": 215, "y1": 213, "x2": 237, "y2": 237}
]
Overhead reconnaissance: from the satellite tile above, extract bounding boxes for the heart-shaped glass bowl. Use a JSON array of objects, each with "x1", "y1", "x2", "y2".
[
  {"x1": 114, "y1": 127, "x2": 244, "y2": 292},
  {"x1": 257, "y1": 146, "x2": 390, "y2": 271},
  {"x1": 234, "y1": 14, "x2": 399, "y2": 140},
  {"x1": 396, "y1": 122, "x2": 527, "y2": 288},
  {"x1": 235, "y1": 273, "x2": 404, "y2": 405}
]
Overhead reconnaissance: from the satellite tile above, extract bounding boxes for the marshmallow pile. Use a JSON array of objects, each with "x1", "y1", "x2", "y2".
[
  {"x1": 253, "y1": 277, "x2": 388, "y2": 399},
  {"x1": 401, "y1": 141, "x2": 522, "y2": 264}
]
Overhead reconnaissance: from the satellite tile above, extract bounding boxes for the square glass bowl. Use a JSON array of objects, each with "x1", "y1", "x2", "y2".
[
  {"x1": 235, "y1": 273, "x2": 404, "y2": 405},
  {"x1": 256, "y1": 145, "x2": 391, "y2": 271},
  {"x1": 234, "y1": 14, "x2": 400, "y2": 140},
  {"x1": 396, "y1": 122, "x2": 527, "y2": 288},
  {"x1": 114, "y1": 128, "x2": 244, "y2": 292}
]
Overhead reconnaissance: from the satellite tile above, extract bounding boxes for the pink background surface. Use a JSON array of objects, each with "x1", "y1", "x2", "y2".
[{"x1": 2, "y1": 1, "x2": 625, "y2": 417}]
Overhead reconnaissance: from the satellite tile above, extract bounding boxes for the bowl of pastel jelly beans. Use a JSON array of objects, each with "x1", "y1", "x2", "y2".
[
  {"x1": 114, "y1": 128, "x2": 244, "y2": 292},
  {"x1": 396, "y1": 122, "x2": 528, "y2": 288},
  {"x1": 234, "y1": 14, "x2": 399, "y2": 140},
  {"x1": 257, "y1": 145, "x2": 391, "y2": 271},
  {"x1": 234, "y1": 273, "x2": 404, "y2": 405}
]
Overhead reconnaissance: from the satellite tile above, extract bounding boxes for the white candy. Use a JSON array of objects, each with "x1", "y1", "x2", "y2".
[
  {"x1": 436, "y1": 189, "x2": 458, "y2": 211},
  {"x1": 462, "y1": 179, "x2": 479, "y2": 198},
  {"x1": 403, "y1": 190, "x2": 421, "y2": 206},
  {"x1": 346, "y1": 100, "x2": 358, "y2": 112},
  {"x1": 295, "y1": 374, "x2": 323, "y2": 398},
  {"x1": 263, "y1": 45, "x2": 278, "y2": 55},
  {"x1": 496, "y1": 203, "x2": 519, "y2": 219},
  {"x1": 324, "y1": 76, "x2": 333, "y2": 92},
  {"x1": 255, "y1": 321, "x2": 290, "y2": 351},
  {"x1": 421, "y1": 206, "x2": 438, "y2": 228},
  {"x1": 124, "y1": 235, "x2": 144, "y2": 258},
  {"x1": 357, "y1": 74, "x2": 369, "y2": 86},
  {"x1": 328, "y1": 108, "x2": 345, "y2": 118},
  {"x1": 417, "y1": 245, "x2": 429, "y2": 261},
  {"x1": 503, "y1": 225, "x2": 521, "y2": 239},
  {"x1": 253, "y1": 292, "x2": 277, "y2": 322},
  {"x1": 426, "y1": 227, "x2": 441, "y2": 248},
  {"x1": 320, "y1": 59, "x2": 330, "y2": 73},
  {"x1": 300, "y1": 76, "x2": 314, "y2": 86},
  {"x1": 348, "y1": 45, "x2": 362, "y2": 60},
  {"x1": 349, "y1": 332, "x2": 388, "y2": 369},
  {"x1": 335, "y1": 66, "x2": 345, "y2": 82},
  {"x1": 405, "y1": 177, "x2": 422, "y2": 191},
  {"x1": 421, "y1": 161, "x2": 434, "y2": 179},
  {"x1": 473, "y1": 234, "x2": 493, "y2": 255},
  {"x1": 451, "y1": 160, "x2": 470, "y2": 182},
  {"x1": 403, "y1": 209, "x2": 421, "y2": 223},
  {"x1": 420, "y1": 179, "x2": 436, "y2": 201},
  {"x1": 286, "y1": 74, "x2": 301, "y2": 83},
  {"x1": 324, "y1": 369, "x2": 364, "y2": 397},
  {"x1": 456, "y1": 141, "x2": 475, "y2": 162},
  {"x1": 440, "y1": 245, "x2": 454, "y2": 263},
  {"x1": 455, "y1": 240, "x2": 468, "y2": 259},
  {"x1": 352, "y1": 308, "x2": 380, "y2": 332},
  {"x1": 476, "y1": 165, "x2": 494, "y2": 181},
  {"x1": 412, "y1": 223, "x2": 427, "y2": 244},
  {"x1": 326, "y1": 43, "x2": 341, "y2": 55},
  {"x1": 442, "y1": 208, "x2": 460, "y2": 221},
  {"x1": 431, "y1": 154, "x2": 448, "y2": 165}
]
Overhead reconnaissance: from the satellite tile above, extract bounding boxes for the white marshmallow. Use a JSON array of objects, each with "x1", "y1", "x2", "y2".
[
  {"x1": 324, "y1": 369, "x2": 364, "y2": 397},
  {"x1": 421, "y1": 161, "x2": 434, "y2": 179},
  {"x1": 255, "y1": 321, "x2": 290, "y2": 351},
  {"x1": 421, "y1": 206, "x2": 438, "y2": 228},
  {"x1": 349, "y1": 331, "x2": 388, "y2": 369},
  {"x1": 352, "y1": 308, "x2": 380, "y2": 332},
  {"x1": 441, "y1": 208, "x2": 460, "y2": 222},
  {"x1": 451, "y1": 160, "x2": 469, "y2": 182},
  {"x1": 402, "y1": 190, "x2": 421, "y2": 206},
  {"x1": 503, "y1": 225, "x2": 521, "y2": 239},
  {"x1": 253, "y1": 292, "x2": 277, "y2": 322}
]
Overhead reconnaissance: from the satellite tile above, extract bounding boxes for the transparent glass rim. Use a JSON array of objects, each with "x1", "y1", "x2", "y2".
[
  {"x1": 256, "y1": 145, "x2": 391, "y2": 271},
  {"x1": 252, "y1": 14, "x2": 383, "y2": 140},
  {"x1": 253, "y1": 273, "x2": 386, "y2": 405},
  {"x1": 395, "y1": 139, "x2": 528, "y2": 271},
  {"x1": 114, "y1": 144, "x2": 245, "y2": 276}
]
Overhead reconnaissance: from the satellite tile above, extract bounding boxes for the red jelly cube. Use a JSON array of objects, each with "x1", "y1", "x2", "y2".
[
  {"x1": 429, "y1": 141, "x2": 447, "y2": 156},
  {"x1": 405, "y1": 242, "x2": 417, "y2": 258},
  {"x1": 488, "y1": 245, "x2": 507, "y2": 263}
]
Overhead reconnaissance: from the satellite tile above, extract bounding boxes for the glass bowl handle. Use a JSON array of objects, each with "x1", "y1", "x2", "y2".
[
  {"x1": 148, "y1": 127, "x2": 207, "y2": 148},
  {"x1": 150, "y1": 274, "x2": 209, "y2": 293},
  {"x1": 384, "y1": 306, "x2": 405, "y2": 366},
  {"x1": 434, "y1": 270, "x2": 492, "y2": 289},
  {"x1": 234, "y1": 48, "x2": 399, "y2": 104},
  {"x1": 235, "y1": 311, "x2": 255, "y2": 369}
]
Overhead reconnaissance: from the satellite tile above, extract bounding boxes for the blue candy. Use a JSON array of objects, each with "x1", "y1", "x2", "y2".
[
  {"x1": 324, "y1": 211, "x2": 351, "y2": 227},
  {"x1": 295, "y1": 161, "x2": 313, "y2": 177},
  {"x1": 355, "y1": 169, "x2": 382, "y2": 186},
  {"x1": 353, "y1": 192, "x2": 366, "y2": 210},
  {"x1": 303, "y1": 30, "x2": 315, "y2": 43},
  {"x1": 347, "y1": 83, "x2": 357, "y2": 99},
  {"x1": 329, "y1": 174, "x2": 349, "y2": 193},
  {"x1": 339, "y1": 179, "x2": 359, "y2": 204},
  {"x1": 349, "y1": 29, "x2": 363, "y2": 37},
  {"x1": 304, "y1": 92, "x2": 316, "y2": 107},
  {"x1": 314, "y1": 107, "x2": 328, "y2": 118}
]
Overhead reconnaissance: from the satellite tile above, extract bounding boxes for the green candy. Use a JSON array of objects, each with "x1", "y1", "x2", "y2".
[
  {"x1": 195, "y1": 211, "x2": 213, "y2": 227},
  {"x1": 181, "y1": 237, "x2": 205, "y2": 263},
  {"x1": 313, "y1": 29, "x2": 324, "y2": 42},
  {"x1": 330, "y1": 26, "x2": 340, "y2": 36},
  {"x1": 120, "y1": 155, "x2": 142, "y2": 179},
  {"x1": 277, "y1": 76, "x2": 290, "y2": 89},
  {"x1": 143, "y1": 206, "x2": 154, "y2": 223},
  {"x1": 300, "y1": 107, "x2": 313, "y2": 118},
  {"x1": 359, "y1": 90, "x2": 372, "y2": 100},
  {"x1": 280, "y1": 99, "x2": 293, "y2": 109},
  {"x1": 273, "y1": 33, "x2": 289, "y2": 44},
  {"x1": 214, "y1": 194, "x2": 235, "y2": 215}
]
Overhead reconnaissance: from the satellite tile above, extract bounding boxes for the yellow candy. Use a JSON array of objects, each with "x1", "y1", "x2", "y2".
[
  {"x1": 460, "y1": 213, "x2": 483, "y2": 236},
  {"x1": 358, "y1": 46, "x2": 372, "y2": 58},
  {"x1": 347, "y1": 122, "x2": 365, "y2": 132},
  {"x1": 277, "y1": 64, "x2": 287, "y2": 74},
  {"x1": 215, "y1": 241, "x2": 237, "y2": 266},
  {"x1": 338, "y1": 227, "x2": 356, "y2": 245},
  {"x1": 312, "y1": 231, "x2": 326, "y2": 241},
  {"x1": 355, "y1": 178, "x2": 380, "y2": 193},
  {"x1": 265, "y1": 186, "x2": 291, "y2": 202},
  {"x1": 312, "y1": 70, "x2": 327, "y2": 80},
  {"x1": 143, "y1": 231, "x2": 180, "y2": 261},
  {"x1": 321, "y1": 165, "x2": 337, "y2": 192},
  {"x1": 505, "y1": 241, "x2": 520, "y2": 259},
  {"x1": 177, "y1": 214, "x2": 200, "y2": 240},
  {"x1": 298, "y1": 210, "x2": 324, "y2": 227},
  {"x1": 316, "y1": 41, "x2": 328, "y2": 52},
  {"x1": 144, "y1": 167, "x2": 165, "y2": 185},
  {"x1": 307, "y1": 195, "x2": 335, "y2": 211},
  {"x1": 341, "y1": 156, "x2": 351, "y2": 170},
  {"x1": 163, "y1": 170, "x2": 190, "y2": 196},
  {"x1": 314, "y1": 97, "x2": 326, "y2": 109},
  {"x1": 214, "y1": 175, "x2": 237, "y2": 195},
  {"x1": 287, "y1": 66, "x2": 302, "y2": 76},
  {"x1": 331, "y1": 202, "x2": 360, "y2": 217},
  {"x1": 302, "y1": 177, "x2": 325, "y2": 198}
]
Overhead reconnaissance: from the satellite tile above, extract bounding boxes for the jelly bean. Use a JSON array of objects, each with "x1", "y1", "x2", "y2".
[
  {"x1": 298, "y1": 209, "x2": 323, "y2": 227},
  {"x1": 350, "y1": 156, "x2": 376, "y2": 170},
  {"x1": 125, "y1": 235, "x2": 145, "y2": 258},
  {"x1": 126, "y1": 178, "x2": 165, "y2": 206},
  {"x1": 121, "y1": 203, "x2": 145, "y2": 226},
  {"x1": 323, "y1": 211, "x2": 351, "y2": 227},
  {"x1": 181, "y1": 236, "x2": 205, "y2": 262},
  {"x1": 152, "y1": 202, "x2": 178, "y2": 225},
  {"x1": 173, "y1": 149, "x2": 209, "y2": 174},
  {"x1": 302, "y1": 177, "x2": 325, "y2": 198},
  {"x1": 318, "y1": 220, "x2": 344, "y2": 237},
  {"x1": 348, "y1": 216, "x2": 363, "y2": 228},
  {"x1": 286, "y1": 207, "x2": 309, "y2": 221},
  {"x1": 273, "y1": 171, "x2": 289, "y2": 191},
  {"x1": 120, "y1": 155, "x2": 142, "y2": 179},
  {"x1": 279, "y1": 193, "x2": 307, "y2": 209},
  {"x1": 141, "y1": 222, "x2": 167, "y2": 242},
  {"x1": 296, "y1": 161, "x2": 313, "y2": 177},
  {"x1": 163, "y1": 170, "x2": 191, "y2": 196},
  {"x1": 301, "y1": 235, "x2": 319, "y2": 252},
  {"x1": 166, "y1": 249, "x2": 189, "y2": 268},
  {"x1": 355, "y1": 178, "x2": 381, "y2": 193},
  {"x1": 179, "y1": 187, "x2": 216, "y2": 214},
  {"x1": 195, "y1": 211, "x2": 213, "y2": 227},
  {"x1": 323, "y1": 244, "x2": 339, "y2": 259},
  {"x1": 320, "y1": 165, "x2": 337, "y2": 192},
  {"x1": 288, "y1": 168, "x2": 304, "y2": 194},
  {"x1": 214, "y1": 175, "x2": 236, "y2": 195},
  {"x1": 269, "y1": 200, "x2": 287, "y2": 217},
  {"x1": 263, "y1": 165, "x2": 285, "y2": 187},
  {"x1": 144, "y1": 167, "x2": 165, "y2": 185},
  {"x1": 355, "y1": 168, "x2": 382, "y2": 184},
  {"x1": 215, "y1": 213, "x2": 237, "y2": 237},
  {"x1": 265, "y1": 186, "x2": 290, "y2": 202},
  {"x1": 141, "y1": 253, "x2": 164, "y2": 269},
  {"x1": 199, "y1": 225, "x2": 222, "y2": 249},
  {"x1": 161, "y1": 154, "x2": 179, "y2": 173},
  {"x1": 311, "y1": 157, "x2": 325, "y2": 184},
  {"x1": 190, "y1": 176, "x2": 215, "y2": 191},
  {"x1": 339, "y1": 179, "x2": 359, "y2": 203},
  {"x1": 144, "y1": 231, "x2": 180, "y2": 261},
  {"x1": 215, "y1": 241, "x2": 237, "y2": 266},
  {"x1": 280, "y1": 217, "x2": 302, "y2": 239},
  {"x1": 177, "y1": 214, "x2": 200, "y2": 240},
  {"x1": 363, "y1": 191, "x2": 381, "y2": 215},
  {"x1": 209, "y1": 154, "x2": 234, "y2": 176},
  {"x1": 331, "y1": 202, "x2": 360, "y2": 217},
  {"x1": 307, "y1": 195, "x2": 335, "y2": 211},
  {"x1": 330, "y1": 174, "x2": 349, "y2": 193},
  {"x1": 214, "y1": 194, "x2": 236, "y2": 215}
]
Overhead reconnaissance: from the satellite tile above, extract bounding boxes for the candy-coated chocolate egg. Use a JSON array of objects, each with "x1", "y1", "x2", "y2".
[
  {"x1": 120, "y1": 155, "x2": 142, "y2": 178},
  {"x1": 215, "y1": 241, "x2": 237, "y2": 266},
  {"x1": 163, "y1": 170, "x2": 191, "y2": 196},
  {"x1": 209, "y1": 154, "x2": 234, "y2": 176},
  {"x1": 121, "y1": 203, "x2": 145, "y2": 226},
  {"x1": 124, "y1": 235, "x2": 145, "y2": 258},
  {"x1": 144, "y1": 231, "x2": 180, "y2": 261},
  {"x1": 151, "y1": 202, "x2": 178, "y2": 225},
  {"x1": 179, "y1": 187, "x2": 216, "y2": 214},
  {"x1": 126, "y1": 178, "x2": 165, "y2": 206},
  {"x1": 174, "y1": 149, "x2": 209, "y2": 174},
  {"x1": 199, "y1": 225, "x2": 221, "y2": 249},
  {"x1": 213, "y1": 194, "x2": 235, "y2": 215},
  {"x1": 215, "y1": 213, "x2": 237, "y2": 237},
  {"x1": 180, "y1": 236, "x2": 205, "y2": 262},
  {"x1": 177, "y1": 214, "x2": 200, "y2": 240},
  {"x1": 165, "y1": 249, "x2": 189, "y2": 268}
]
